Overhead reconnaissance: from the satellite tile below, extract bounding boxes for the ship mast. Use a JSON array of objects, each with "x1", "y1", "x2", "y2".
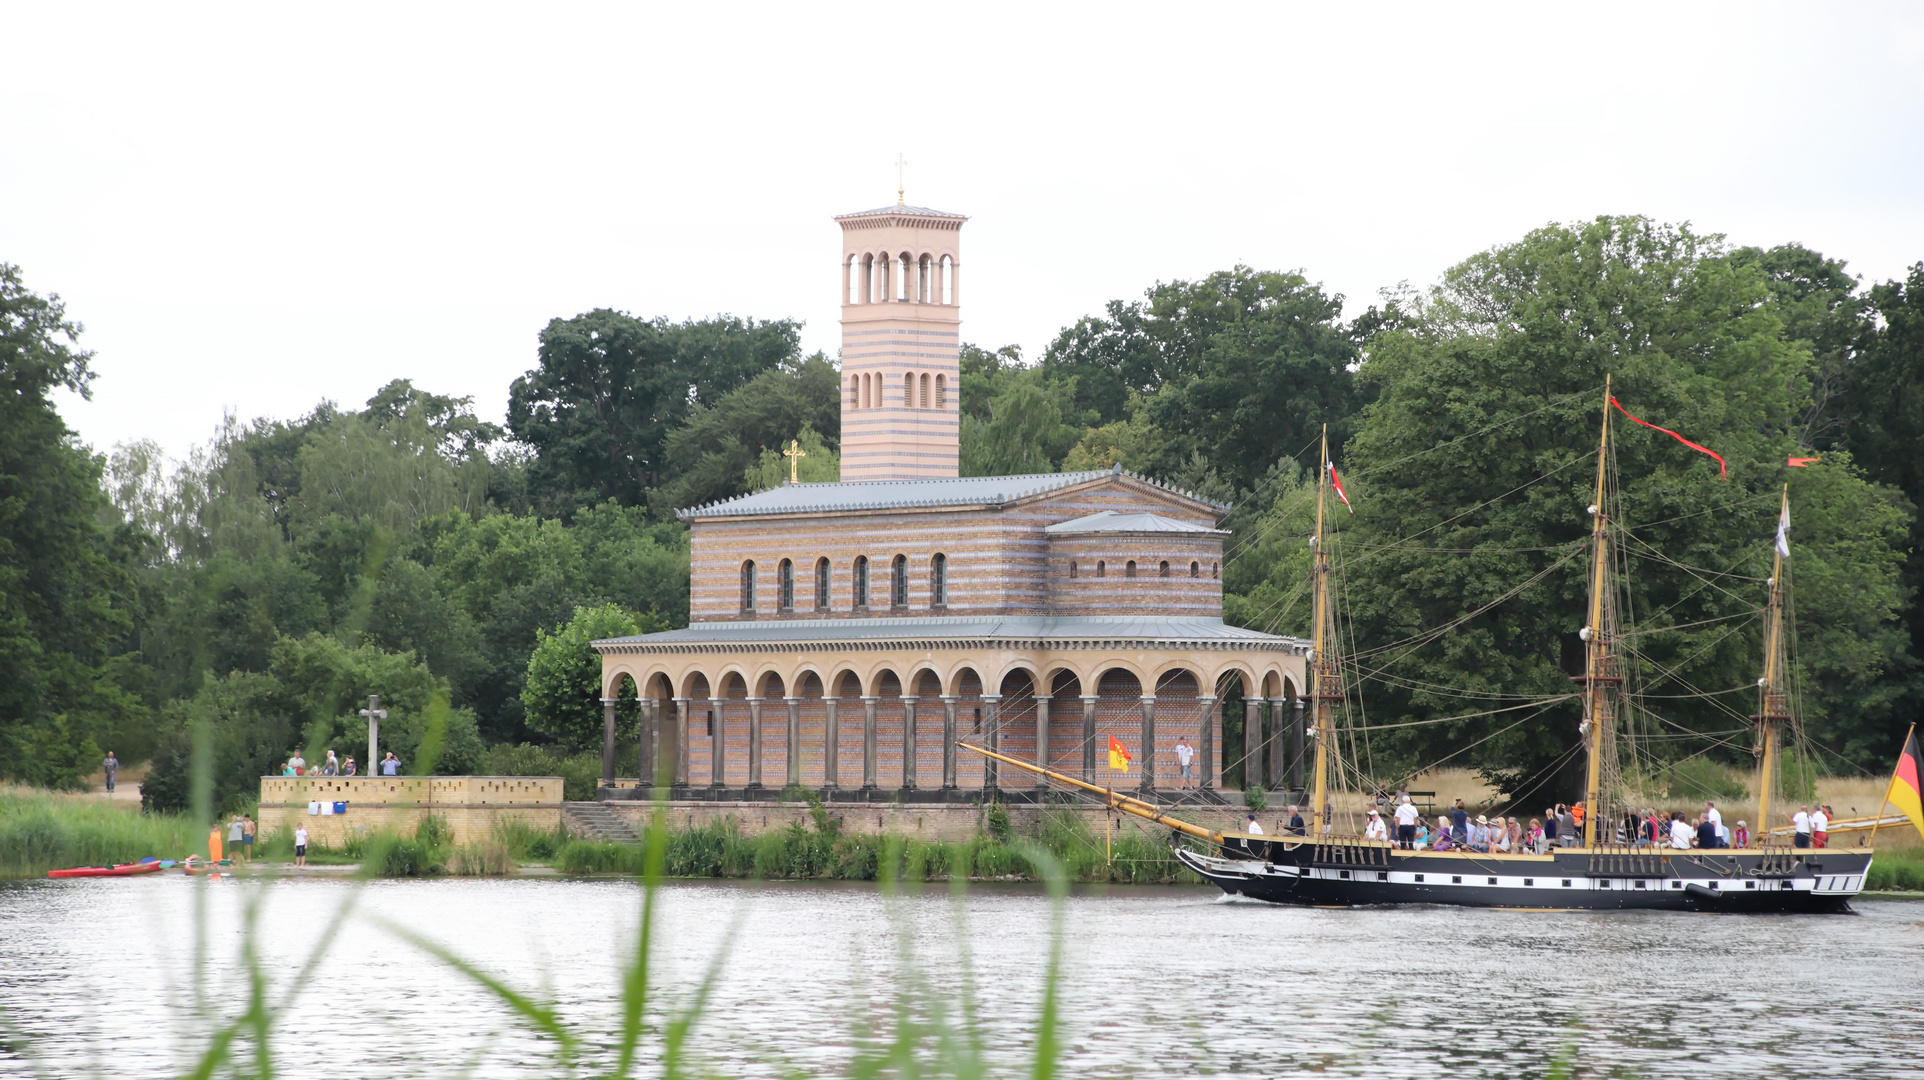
[
  {"x1": 1579, "y1": 378, "x2": 1622, "y2": 849},
  {"x1": 1754, "y1": 485, "x2": 1791, "y2": 848},
  {"x1": 1308, "y1": 425, "x2": 1339, "y2": 836}
]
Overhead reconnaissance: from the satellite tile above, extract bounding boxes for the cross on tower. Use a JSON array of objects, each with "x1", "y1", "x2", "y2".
[
  {"x1": 783, "y1": 439, "x2": 808, "y2": 484},
  {"x1": 895, "y1": 153, "x2": 907, "y2": 205}
]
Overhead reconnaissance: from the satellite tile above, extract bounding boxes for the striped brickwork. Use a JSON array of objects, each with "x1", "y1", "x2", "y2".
[{"x1": 688, "y1": 477, "x2": 1224, "y2": 623}]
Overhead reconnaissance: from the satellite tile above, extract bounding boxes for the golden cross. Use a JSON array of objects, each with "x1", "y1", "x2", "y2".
[
  {"x1": 783, "y1": 439, "x2": 807, "y2": 483},
  {"x1": 895, "y1": 153, "x2": 907, "y2": 205}
]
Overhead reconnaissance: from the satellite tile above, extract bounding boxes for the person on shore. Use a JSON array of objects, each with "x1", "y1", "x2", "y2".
[
  {"x1": 1734, "y1": 819, "x2": 1750, "y2": 848},
  {"x1": 1812, "y1": 805, "x2": 1830, "y2": 849},
  {"x1": 1451, "y1": 799, "x2": 1469, "y2": 845},
  {"x1": 1245, "y1": 813, "x2": 1265, "y2": 836},
  {"x1": 1174, "y1": 737, "x2": 1194, "y2": 788},
  {"x1": 1431, "y1": 815, "x2": 1455, "y2": 851},
  {"x1": 1393, "y1": 794, "x2": 1420, "y2": 849},
  {"x1": 1791, "y1": 805, "x2": 1813, "y2": 849},
  {"x1": 281, "y1": 760, "x2": 296, "y2": 776},
  {"x1": 381, "y1": 752, "x2": 401, "y2": 776},
  {"x1": 1285, "y1": 807, "x2": 1306, "y2": 836},
  {"x1": 102, "y1": 751, "x2": 118, "y2": 795},
  {"x1": 1364, "y1": 808, "x2": 1388, "y2": 842},
  {"x1": 289, "y1": 751, "x2": 306, "y2": 776},
  {"x1": 321, "y1": 750, "x2": 339, "y2": 777},
  {"x1": 241, "y1": 815, "x2": 255, "y2": 862},
  {"x1": 342, "y1": 757, "x2": 357, "y2": 776},
  {"x1": 294, "y1": 825, "x2": 309, "y2": 868},
  {"x1": 1668, "y1": 811, "x2": 1692, "y2": 850},
  {"x1": 227, "y1": 816, "x2": 245, "y2": 860}
]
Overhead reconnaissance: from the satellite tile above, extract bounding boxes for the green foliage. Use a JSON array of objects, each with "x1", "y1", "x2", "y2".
[
  {"x1": 492, "y1": 818, "x2": 568, "y2": 861},
  {"x1": 1242, "y1": 786, "x2": 1268, "y2": 813},
  {"x1": 652, "y1": 353, "x2": 843, "y2": 512},
  {"x1": 521, "y1": 603, "x2": 662, "y2": 749},
  {"x1": 955, "y1": 346, "x2": 1083, "y2": 477},
  {"x1": 0, "y1": 786, "x2": 202, "y2": 876},
  {"x1": 742, "y1": 423, "x2": 839, "y2": 489},
  {"x1": 1865, "y1": 848, "x2": 1924, "y2": 892},
  {"x1": 984, "y1": 801, "x2": 1011, "y2": 841},
  {"x1": 482, "y1": 741, "x2": 606, "y2": 801},
  {"x1": 1661, "y1": 757, "x2": 1749, "y2": 802}
]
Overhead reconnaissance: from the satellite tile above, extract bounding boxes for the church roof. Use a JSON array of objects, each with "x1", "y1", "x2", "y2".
[
  {"x1": 834, "y1": 204, "x2": 968, "y2": 221},
  {"x1": 596, "y1": 615, "x2": 1304, "y2": 652},
  {"x1": 1043, "y1": 510, "x2": 1228, "y2": 536},
  {"x1": 680, "y1": 468, "x2": 1228, "y2": 519}
]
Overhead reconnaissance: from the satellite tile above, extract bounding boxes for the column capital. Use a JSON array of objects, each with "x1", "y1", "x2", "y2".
[
  {"x1": 1197, "y1": 694, "x2": 1218, "y2": 704},
  {"x1": 861, "y1": 696, "x2": 880, "y2": 704},
  {"x1": 939, "y1": 695, "x2": 959, "y2": 703},
  {"x1": 1140, "y1": 695, "x2": 1157, "y2": 703},
  {"x1": 1035, "y1": 693, "x2": 1052, "y2": 702},
  {"x1": 900, "y1": 695, "x2": 920, "y2": 704},
  {"x1": 672, "y1": 697, "x2": 690, "y2": 704},
  {"x1": 1081, "y1": 695, "x2": 1099, "y2": 703},
  {"x1": 745, "y1": 697, "x2": 764, "y2": 704},
  {"x1": 784, "y1": 696, "x2": 802, "y2": 704},
  {"x1": 982, "y1": 694, "x2": 1002, "y2": 703},
  {"x1": 600, "y1": 697, "x2": 619, "y2": 706}
]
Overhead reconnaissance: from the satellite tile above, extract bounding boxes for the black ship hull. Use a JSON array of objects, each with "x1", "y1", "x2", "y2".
[{"x1": 1177, "y1": 839, "x2": 1870, "y2": 913}]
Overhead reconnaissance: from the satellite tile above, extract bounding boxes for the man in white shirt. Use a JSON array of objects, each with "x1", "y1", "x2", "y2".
[
  {"x1": 1791, "y1": 806, "x2": 1812, "y2": 849},
  {"x1": 1244, "y1": 814, "x2": 1264, "y2": 836},
  {"x1": 1669, "y1": 813, "x2": 1692, "y2": 850},
  {"x1": 1810, "y1": 805, "x2": 1829, "y2": 848},
  {"x1": 1174, "y1": 737, "x2": 1195, "y2": 788},
  {"x1": 1703, "y1": 801, "x2": 1722, "y2": 830},
  {"x1": 1364, "y1": 809, "x2": 1388, "y2": 842},
  {"x1": 1393, "y1": 795, "x2": 1420, "y2": 849},
  {"x1": 294, "y1": 825, "x2": 309, "y2": 868}
]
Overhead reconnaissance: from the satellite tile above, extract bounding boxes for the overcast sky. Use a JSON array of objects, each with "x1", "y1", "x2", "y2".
[{"x1": 7, "y1": 3, "x2": 1922, "y2": 461}]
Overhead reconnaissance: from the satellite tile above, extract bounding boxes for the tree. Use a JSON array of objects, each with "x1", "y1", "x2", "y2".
[
  {"x1": 521, "y1": 603, "x2": 664, "y2": 750},
  {"x1": 1334, "y1": 217, "x2": 1909, "y2": 799},
  {"x1": 649, "y1": 353, "x2": 841, "y2": 513},
  {"x1": 956, "y1": 346, "x2": 1082, "y2": 477},
  {"x1": 742, "y1": 423, "x2": 840, "y2": 488},
  {"x1": 0, "y1": 264, "x2": 142, "y2": 787},
  {"x1": 505, "y1": 310, "x2": 801, "y2": 513}
]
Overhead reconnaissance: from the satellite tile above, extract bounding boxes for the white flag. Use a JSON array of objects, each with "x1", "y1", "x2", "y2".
[{"x1": 1774, "y1": 501, "x2": 1791, "y2": 558}]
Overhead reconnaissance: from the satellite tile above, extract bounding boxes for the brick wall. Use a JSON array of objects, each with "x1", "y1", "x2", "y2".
[{"x1": 257, "y1": 776, "x2": 564, "y2": 847}]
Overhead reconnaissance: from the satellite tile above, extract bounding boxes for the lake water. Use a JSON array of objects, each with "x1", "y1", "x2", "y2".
[{"x1": 2, "y1": 875, "x2": 1921, "y2": 1079}]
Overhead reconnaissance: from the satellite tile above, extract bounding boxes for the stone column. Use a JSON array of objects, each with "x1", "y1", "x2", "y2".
[
  {"x1": 672, "y1": 698, "x2": 690, "y2": 787},
  {"x1": 1139, "y1": 696, "x2": 1157, "y2": 793},
  {"x1": 940, "y1": 695, "x2": 958, "y2": 789},
  {"x1": 823, "y1": 696, "x2": 840, "y2": 790},
  {"x1": 1242, "y1": 697, "x2": 1260, "y2": 791},
  {"x1": 785, "y1": 697, "x2": 802, "y2": 789},
  {"x1": 1199, "y1": 694, "x2": 1217, "y2": 790},
  {"x1": 861, "y1": 697, "x2": 879, "y2": 789},
  {"x1": 1080, "y1": 695, "x2": 1098, "y2": 780},
  {"x1": 1291, "y1": 698, "x2": 1307, "y2": 795},
  {"x1": 1033, "y1": 694, "x2": 1052, "y2": 790},
  {"x1": 901, "y1": 696, "x2": 919, "y2": 789},
  {"x1": 1269, "y1": 697, "x2": 1289, "y2": 793},
  {"x1": 600, "y1": 697, "x2": 618, "y2": 789},
  {"x1": 982, "y1": 695, "x2": 1001, "y2": 791},
  {"x1": 746, "y1": 697, "x2": 764, "y2": 790},
  {"x1": 707, "y1": 697, "x2": 725, "y2": 788}
]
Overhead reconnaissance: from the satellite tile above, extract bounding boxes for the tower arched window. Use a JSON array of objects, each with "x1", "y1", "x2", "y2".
[
  {"x1": 740, "y1": 560, "x2": 756, "y2": 613},
  {"x1": 846, "y1": 254, "x2": 859, "y2": 305},
  {"x1": 815, "y1": 557, "x2": 831, "y2": 611},
  {"x1": 920, "y1": 372, "x2": 931, "y2": 409},
  {"x1": 1069, "y1": 561, "x2": 1078, "y2": 579},
  {"x1": 862, "y1": 253, "x2": 875, "y2": 305},
  {"x1": 1190, "y1": 561, "x2": 1200, "y2": 578},
  {"x1": 1213, "y1": 561, "x2": 1220, "y2": 580},
  {"x1": 930, "y1": 553, "x2": 947, "y2": 607},
  {"x1": 1096, "y1": 560, "x2": 1106, "y2": 578},
  {"x1": 891, "y1": 554, "x2": 908, "y2": 608},
  {"x1": 778, "y1": 558, "x2": 794, "y2": 611},
  {"x1": 853, "y1": 556, "x2": 870, "y2": 609},
  {"x1": 940, "y1": 255, "x2": 954, "y2": 305},
  {"x1": 1126, "y1": 560, "x2": 1137, "y2": 579},
  {"x1": 935, "y1": 374, "x2": 947, "y2": 408},
  {"x1": 1158, "y1": 560, "x2": 1170, "y2": 578}
]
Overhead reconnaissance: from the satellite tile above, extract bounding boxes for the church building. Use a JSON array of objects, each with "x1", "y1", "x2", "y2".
[{"x1": 594, "y1": 198, "x2": 1308, "y2": 801}]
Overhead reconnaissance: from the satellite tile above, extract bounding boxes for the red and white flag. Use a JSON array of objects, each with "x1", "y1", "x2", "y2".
[{"x1": 1329, "y1": 462, "x2": 1355, "y2": 515}]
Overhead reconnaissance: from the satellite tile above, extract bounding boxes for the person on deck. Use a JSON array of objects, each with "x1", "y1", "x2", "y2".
[
  {"x1": 1394, "y1": 795, "x2": 1420, "y2": 849},
  {"x1": 1696, "y1": 814, "x2": 1719, "y2": 850},
  {"x1": 1668, "y1": 812, "x2": 1692, "y2": 850},
  {"x1": 1811, "y1": 805, "x2": 1830, "y2": 848},
  {"x1": 1469, "y1": 815, "x2": 1490, "y2": 852},
  {"x1": 1704, "y1": 801, "x2": 1723, "y2": 832},
  {"x1": 1364, "y1": 809, "x2": 1388, "y2": 842},
  {"x1": 1431, "y1": 816, "x2": 1455, "y2": 851},
  {"x1": 1451, "y1": 799, "x2": 1469, "y2": 845},
  {"x1": 1491, "y1": 819, "x2": 1512, "y2": 854},
  {"x1": 1571, "y1": 802, "x2": 1587, "y2": 837},
  {"x1": 1527, "y1": 818, "x2": 1545, "y2": 853},
  {"x1": 1245, "y1": 814, "x2": 1265, "y2": 836},
  {"x1": 1733, "y1": 820, "x2": 1750, "y2": 848},
  {"x1": 1285, "y1": 807, "x2": 1306, "y2": 836},
  {"x1": 1413, "y1": 819, "x2": 1430, "y2": 849},
  {"x1": 1555, "y1": 805, "x2": 1577, "y2": 846},
  {"x1": 1791, "y1": 805, "x2": 1813, "y2": 849},
  {"x1": 1507, "y1": 817, "x2": 1523, "y2": 852}
]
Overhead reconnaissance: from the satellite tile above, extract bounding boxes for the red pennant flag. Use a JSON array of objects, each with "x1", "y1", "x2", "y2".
[
  {"x1": 1610, "y1": 397, "x2": 1728, "y2": 479},
  {"x1": 1329, "y1": 463, "x2": 1355, "y2": 515},
  {"x1": 1787, "y1": 457, "x2": 1820, "y2": 468}
]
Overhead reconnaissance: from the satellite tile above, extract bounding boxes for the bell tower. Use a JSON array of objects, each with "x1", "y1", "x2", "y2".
[{"x1": 836, "y1": 199, "x2": 966, "y2": 481}]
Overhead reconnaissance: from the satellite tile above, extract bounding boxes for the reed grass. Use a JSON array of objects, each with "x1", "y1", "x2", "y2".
[{"x1": 0, "y1": 784, "x2": 203, "y2": 876}]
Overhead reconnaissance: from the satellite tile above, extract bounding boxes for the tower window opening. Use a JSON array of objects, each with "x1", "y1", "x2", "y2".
[
  {"x1": 862, "y1": 253, "x2": 875, "y2": 305},
  {"x1": 940, "y1": 255, "x2": 954, "y2": 305},
  {"x1": 848, "y1": 376, "x2": 858, "y2": 409},
  {"x1": 920, "y1": 372, "x2": 931, "y2": 409},
  {"x1": 1190, "y1": 561, "x2": 1200, "y2": 578},
  {"x1": 740, "y1": 560, "x2": 756, "y2": 613},
  {"x1": 1213, "y1": 561, "x2": 1220, "y2": 580},
  {"x1": 1158, "y1": 560, "x2": 1170, "y2": 578},
  {"x1": 891, "y1": 554, "x2": 908, "y2": 608},
  {"x1": 778, "y1": 558, "x2": 794, "y2": 611},
  {"x1": 1126, "y1": 560, "x2": 1137, "y2": 579},
  {"x1": 935, "y1": 374, "x2": 947, "y2": 408},
  {"x1": 846, "y1": 254, "x2": 859, "y2": 305},
  {"x1": 1069, "y1": 561, "x2": 1078, "y2": 579},
  {"x1": 815, "y1": 557, "x2": 830, "y2": 611},
  {"x1": 930, "y1": 553, "x2": 947, "y2": 607},
  {"x1": 1097, "y1": 560, "x2": 1106, "y2": 578},
  {"x1": 853, "y1": 556, "x2": 869, "y2": 609}
]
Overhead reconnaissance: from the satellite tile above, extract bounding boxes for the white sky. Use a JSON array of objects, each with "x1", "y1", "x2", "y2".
[{"x1": 7, "y1": 3, "x2": 1922, "y2": 461}]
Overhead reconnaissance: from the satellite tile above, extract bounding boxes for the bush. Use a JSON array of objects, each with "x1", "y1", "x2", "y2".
[
  {"x1": 482, "y1": 742, "x2": 603, "y2": 801},
  {"x1": 1866, "y1": 849, "x2": 1924, "y2": 892},
  {"x1": 448, "y1": 838, "x2": 513, "y2": 876},
  {"x1": 0, "y1": 786, "x2": 202, "y2": 876},
  {"x1": 1243, "y1": 787, "x2": 1268, "y2": 813},
  {"x1": 1662, "y1": 758, "x2": 1749, "y2": 802},
  {"x1": 557, "y1": 838, "x2": 642, "y2": 874},
  {"x1": 494, "y1": 819, "x2": 567, "y2": 861}
]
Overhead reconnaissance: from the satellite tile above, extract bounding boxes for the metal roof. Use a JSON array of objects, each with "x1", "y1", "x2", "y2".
[
  {"x1": 596, "y1": 615, "x2": 1303, "y2": 651},
  {"x1": 1043, "y1": 510, "x2": 1227, "y2": 536},
  {"x1": 834, "y1": 204, "x2": 969, "y2": 221},
  {"x1": 680, "y1": 467, "x2": 1228, "y2": 519}
]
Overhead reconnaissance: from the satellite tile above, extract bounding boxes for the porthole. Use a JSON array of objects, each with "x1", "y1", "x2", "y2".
[
  {"x1": 1561, "y1": 879, "x2": 1572, "y2": 887},
  {"x1": 1414, "y1": 874, "x2": 1425, "y2": 883},
  {"x1": 1523, "y1": 878, "x2": 1534, "y2": 887},
  {"x1": 1487, "y1": 877, "x2": 1497, "y2": 885},
  {"x1": 1451, "y1": 875, "x2": 1462, "y2": 884}
]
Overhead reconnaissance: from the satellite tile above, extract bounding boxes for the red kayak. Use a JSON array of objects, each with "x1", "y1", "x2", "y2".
[{"x1": 47, "y1": 862, "x2": 164, "y2": 879}]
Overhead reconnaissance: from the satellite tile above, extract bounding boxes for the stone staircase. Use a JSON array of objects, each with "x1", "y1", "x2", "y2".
[{"x1": 563, "y1": 801, "x2": 640, "y2": 844}]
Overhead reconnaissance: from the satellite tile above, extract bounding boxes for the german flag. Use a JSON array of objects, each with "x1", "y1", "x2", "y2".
[
  {"x1": 1889, "y1": 726, "x2": 1924, "y2": 841},
  {"x1": 1108, "y1": 734, "x2": 1132, "y2": 773}
]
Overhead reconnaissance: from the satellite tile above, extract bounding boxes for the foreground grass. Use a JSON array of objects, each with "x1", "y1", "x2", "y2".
[{"x1": 0, "y1": 786, "x2": 203, "y2": 876}]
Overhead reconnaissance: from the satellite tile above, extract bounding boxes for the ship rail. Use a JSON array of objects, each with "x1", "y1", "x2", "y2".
[
  {"x1": 1753, "y1": 844, "x2": 1801, "y2": 877},
  {"x1": 1584, "y1": 844, "x2": 1672, "y2": 879},
  {"x1": 1304, "y1": 835, "x2": 1393, "y2": 869}
]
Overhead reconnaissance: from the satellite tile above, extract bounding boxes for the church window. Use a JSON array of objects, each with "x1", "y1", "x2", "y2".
[
  {"x1": 846, "y1": 254, "x2": 860, "y2": 305},
  {"x1": 920, "y1": 372, "x2": 931, "y2": 409},
  {"x1": 930, "y1": 553, "x2": 947, "y2": 607},
  {"x1": 891, "y1": 554, "x2": 908, "y2": 608},
  {"x1": 853, "y1": 556, "x2": 870, "y2": 609},
  {"x1": 1158, "y1": 560, "x2": 1170, "y2": 578},
  {"x1": 1126, "y1": 560, "x2": 1137, "y2": 578},
  {"x1": 1069, "y1": 561, "x2": 1078, "y2": 579},
  {"x1": 1213, "y1": 561, "x2": 1220, "y2": 579},
  {"x1": 940, "y1": 255, "x2": 954, "y2": 305},
  {"x1": 1190, "y1": 561, "x2": 1200, "y2": 578},
  {"x1": 815, "y1": 558, "x2": 830, "y2": 611},
  {"x1": 778, "y1": 559, "x2": 794, "y2": 611},
  {"x1": 740, "y1": 561, "x2": 756, "y2": 613},
  {"x1": 848, "y1": 376, "x2": 859, "y2": 409},
  {"x1": 1096, "y1": 560, "x2": 1106, "y2": 578},
  {"x1": 935, "y1": 374, "x2": 947, "y2": 409}
]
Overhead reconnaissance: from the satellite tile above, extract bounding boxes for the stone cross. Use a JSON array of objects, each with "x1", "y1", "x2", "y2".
[{"x1": 783, "y1": 439, "x2": 807, "y2": 484}]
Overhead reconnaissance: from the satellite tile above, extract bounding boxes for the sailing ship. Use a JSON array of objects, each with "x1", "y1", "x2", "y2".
[{"x1": 968, "y1": 380, "x2": 1900, "y2": 911}]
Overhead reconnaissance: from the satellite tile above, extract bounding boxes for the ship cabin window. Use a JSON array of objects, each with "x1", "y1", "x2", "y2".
[
  {"x1": 815, "y1": 557, "x2": 830, "y2": 611},
  {"x1": 1745, "y1": 881, "x2": 1756, "y2": 889},
  {"x1": 930, "y1": 553, "x2": 947, "y2": 607},
  {"x1": 891, "y1": 554, "x2": 908, "y2": 608},
  {"x1": 1487, "y1": 877, "x2": 1498, "y2": 885},
  {"x1": 1125, "y1": 560, "x2": 1137, "y2": 578},
  {"x1": 1377, "y1": 871, "x2": 1389, "y2": 881},
  {"x1": 1671, "y1": 880, "x2": 1682, "y2": 889},
  {"x1": 1633, "y1": 880, "x2": 1644, "y2": 889},
  {"x1": 1339, "y1": 870, "x2": 1350, "y2": 880},
  {"x1": 740, "y1": 561, "x2": 756, "y2": 613},
  {"x1": 853, "y1": 556, "x2": 870, "y2": 609},
  {"x1": 778, "y1": 559, "x2": 794, "y2": 612}
]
